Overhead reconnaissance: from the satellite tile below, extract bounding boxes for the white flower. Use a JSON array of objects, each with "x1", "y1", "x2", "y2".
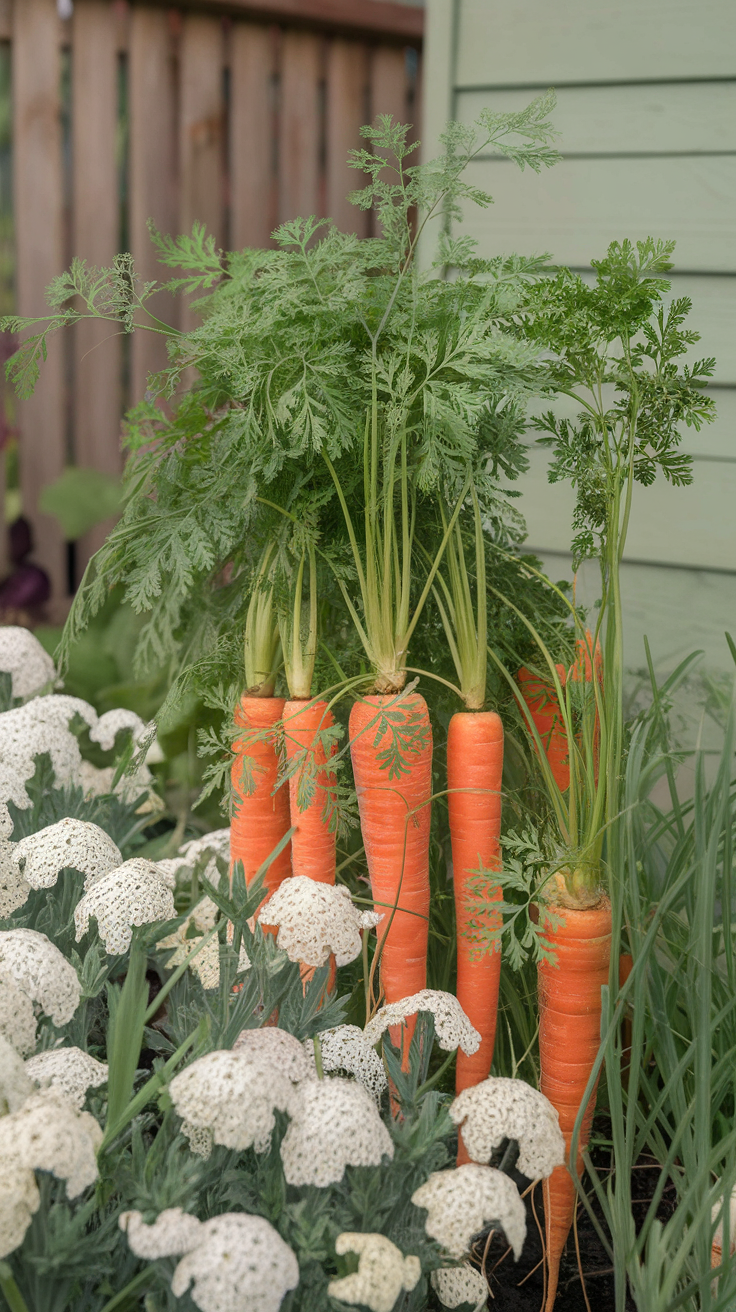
[
  {"x1": 0, "y1": 1162, "x2": 39, "y2": 1259},
  {"x1": 412, "y1": 1165, "x2": 526, "y2": 1261},
  {"x1": 233, "y1": 1027, "x2": 313, "y2": 1084},
  {"x1": 156, "y1": 829, "x2": 231, "y2": 888},
  {"x1": 120, "y1": 1209, "x2": 300, "y2": 1312},
  {"x1": 25, "y1": 1047, "x2": 108, "y2": 1110},
  {"x1": 363, "y1": 990, "x2": 481, "y2": 1056},
  {"x1": 181, "y1": 1122, "x2": 214, "y2": 1158},
  {"x1": 280, "y1": 1077, "x2": 394, "y2": 1187},
  {"x1": 15, "y1": 818, "x2": 122, "y2": 891},
  {"x1": 0, "y1": 627, "x2": 56, "y2": 699},
  {"x1": 159, "y1": 897, "x2": 249, "y2": 991},
  {"x1": 305, "y1": 1025, "x2": 387, "y2": 1103},
  {"x1": 432, "y1": 1265, "x2": 488, "y2": 1309},
  {"x1": 74, "y1": 859, "x2": 176, "y2": 953},
  {"x1": 0, "y1": 836, "x2": 28, "y2": 917},
  {"x1": 121, "y1": 1206, "x2": 204, "y2": 1258},
  {"x1": 0, "y1": 975, "x2": 38, "y2": 1056},
  {"x1": 0, "y1": 1034, "x2": 33, "y2": 1114},
  {"x1": 169, "y1": 1049, "x2": 294, "y2": 1152},
  {"x1": 450, "y1": 1077, "x2": 565, "y2": 1180},
  {"x1": 0, "y1": 1091, "x2": 102, "y2": 1198},
  {"x1": 88, "y1": 708, "x2": 150, "y2": 751},
  {"x1": 0, "y1": 1091, "x2": 102, "y2": 1257},
  {"x1": 0, "y1": 695, "x2": 155, "y2": 813},
  {"x1": 259, "y1": 876, "x2": 380, "y2": 968},
  {"x1": 327, "y1": 1233, "x2": 421, "y2": 1312},
  {"x1": 0, "y1": 928, "x2": 81, "y2": 1025}
]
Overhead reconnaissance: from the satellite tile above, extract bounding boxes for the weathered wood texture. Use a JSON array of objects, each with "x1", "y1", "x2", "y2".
[
  {"x1": 12, "y1": 0, "x2": 66, "y2": 596},
  {"x1": 421, "y1": 0, "x2": 736, "y2": 673},
  {"x1": 8, "y1": 0, "x2": 421, "y2": 595},
  {"x1": 72, "y1": 0, "x2": 122, "y2": 575}
]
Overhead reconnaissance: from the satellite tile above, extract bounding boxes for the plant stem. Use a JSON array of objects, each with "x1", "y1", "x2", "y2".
[
  {"x1": 416, "y1": 1047, "x2": 456, "y2": 1098},
  {"x1": 144, "y1": 923, "x2": 220, "y2": 1025},
  {"x1": 101, "y1": 1025, "x2": 201, "y2": 1150},
  {"x1": 97, "y1": 1267, "x2": 155, "y2": 1312},
  {"x1": 0, "y1": 1267, "x2": 30, "y2": 1312},
  {"x1": 313, "y1": 1034, "x2": 324, "y2": 1079}
]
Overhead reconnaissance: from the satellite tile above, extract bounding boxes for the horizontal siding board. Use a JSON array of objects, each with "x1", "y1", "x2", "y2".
[
  {"x1": 517, "y1": 446, "x2": 736, "y2": 572},
  {"x1": 456, "y1": 83, "x2": 736, "y2": 156},
  {"x1": 459, "y1": 156, "x2": 736, "y2": 272},
  {"x1": 456, "y1": 0, "x2": 735, "y2": 85}
]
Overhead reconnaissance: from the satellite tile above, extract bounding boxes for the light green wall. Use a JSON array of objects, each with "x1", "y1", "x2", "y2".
[{"x1": 421, "y1": 0, "x2": 736, "y2": 678}]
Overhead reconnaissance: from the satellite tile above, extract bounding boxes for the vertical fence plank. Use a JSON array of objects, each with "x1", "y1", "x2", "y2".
[
  {"x1": 278, "y1": 29, "x2": 322, "y2": 224},
  {"x1": 179, "y1": 14, "x2": 223, "y2": 330},
  {"x1": 371, "y1": 45, "x2": 408, "y2": 127},
  {"x1": 13, "y1": 0, "x2": 67, "y2": 597},
  {"x1": 72, "y1": 0, "x2": 122, "y2": 577},
  {"x1": 129, "y1": 5, "x2": 178, "y2": 405},
  {"x1": 325, "y1": 39, "x2": 369, "y2": 234},
  {"x1": 230, "y1": 22, "x2": 275, "y2": 250}
]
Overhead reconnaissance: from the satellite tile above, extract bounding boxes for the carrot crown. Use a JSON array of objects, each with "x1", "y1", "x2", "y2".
[{"x1": 243, "y1": 545, "x2": 281, "y2": 697}]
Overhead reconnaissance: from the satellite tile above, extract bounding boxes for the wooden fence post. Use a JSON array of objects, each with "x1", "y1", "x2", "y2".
[
  {"x1": 179, "y1": 12, "x2": 224, "y2": 332},
  {"x1": 278, "y1": 29, "x2": 322, "y2": 224},
  {"x1": 12, "y1": 0, "x2": 67, "y2": 598},
  {"x1": 325, "y1": 39, "x2": 369, "y2": 235},
  {"x1": 230, "y1": 22, "x2": 275, "y2": 251},
  {"x1": 129, "y1": 5, "x2": 179, "y2": 407},
  {"x1": 72, "y1": 0, "x2": 123, "y2": 579}
]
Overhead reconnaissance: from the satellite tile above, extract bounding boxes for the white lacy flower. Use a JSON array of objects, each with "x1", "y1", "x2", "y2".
[
  {"x1": 363, "y1": 991, "x2": 481, "y2": 1056},
  {"x1": 15, "y1": 819, "x2": 122, "y2": 891},
  {"x1": 121, "y1": 1206, "x2": 204, "y2": 1258},
  {"x1": 77, "y1": 760, "x2": 156, "y2": 806},
  {"x1": 170, "y1": 1214, "x2": 299, "y2": 1312},
  {"x1": 74, "y1": 859, "x2": 176, "y2": 953},
  {"x1": 121, "y1": 1209, "x2": 300, "y2": 1312},
  {"x1": 0, "y1": 836, "x2": 28, "y2": 916},
  {"x1": 280, "y1": 1077, "x2": 394, "y2": 1187},
  {"x1": 259, "y1": 876, "x2": 380, "y2": 968},
  {"x1": 159, "y1": 897, "x2": 249, "y2": 991},
  {"x1": 0, "y1": 975, "x2": 38, "y2": 1056},
  {"x1": 88, "y1": 708, "x2": 150, "y2": 751},
  {"x1": 181, "y1": 1122, "x2": 214, "y2": 1159},
  {"x1": 25, "y1": 1047, "x2": 108, "y2": 1110},
  {"x1": 0, "y1": 1162, "x2": 39, "y2": 1258},
  {"x1": 0, "y1": 928, "x2": 81, "y2": 1025},
  {"x1": 0, "y1": 627, "x2": 56, "y2": 699},
  {"x1": 411, "y1": 1165, "x2": 526, "y2": 1261},
  {"x1": 0, "y1": 695, "x2": 156, "y2": 813},
  {"x1": 233, "y1": 1027, "x2": 312, "y2": 1084},
  {"x1": 157, "y1": 829, "x2": 231, "y2": 888},
  {"x1": 327, "y1": 1233, "x2": 421, "y2": 1312},
  {"x1": 0, "y1": 1034, "x2": 33, "y2": 1114},
  {"x1": 450, "y1": 1077, "x2": 564, "y2": 1180},
  {"x1": 305, "y1": 1025, "x2": 387, "y2": 1103},
  {"x1": 0, "y1": 1091, "x2": 102, "y2": 1198},
  {"x1": 432, "y1": 1265, "x2": 488, "y2": 1309},
  {"x1": 169, "y1": 1049, "x2": 295, "y2": 1152}
]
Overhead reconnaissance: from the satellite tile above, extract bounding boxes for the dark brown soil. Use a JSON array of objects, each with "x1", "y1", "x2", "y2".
[{"x1": 465, "y1": 1136, "x2": 678, "y2": 1311}]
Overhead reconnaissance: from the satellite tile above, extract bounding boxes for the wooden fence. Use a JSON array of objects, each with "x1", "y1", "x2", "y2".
[{"x1": 5, "y1": 0, "x2": 422, "y2": 599}]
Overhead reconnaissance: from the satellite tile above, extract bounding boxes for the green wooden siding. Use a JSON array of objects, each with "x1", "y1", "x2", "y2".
[{"x1": 421, "y1": 0, "x2": 736, "y2": 674}]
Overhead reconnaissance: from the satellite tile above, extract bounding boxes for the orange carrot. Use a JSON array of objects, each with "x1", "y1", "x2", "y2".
[
  {"x1": 448, "y1": 711, "x2": 504, "y2": 1103},
  {"x1": 282, "y1": 698, "x2": 337, "y2": 885},
  {"x1": 538, "y1": 900, "x2": 612, "y2": 1311},
  {"x1": 518, "y1": 665, "x2": 569, "y2": 792},
  {"x1": 349, "y1": 691, "x2": 432, "y2": 1062},
  {"x1": 230, "y1": 695, "x2": 292, "y2": 897}
]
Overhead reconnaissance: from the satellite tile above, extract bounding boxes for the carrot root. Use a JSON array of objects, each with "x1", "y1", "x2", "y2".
[
  {"x1": 230, "y1": 695, "x2": 291, "y2": 896},
  {"x1": 283, "y1": 698, "x2": 337, "y2": 885},
  {"x1": 448, "y1": 710, "x2": 504, "y2": 1106},
  {"x1": 538, "y1": 900, "x2": 612, "y2": 1311},
  {"x1": 349, "y1": 692, "x2": 432, "y2": 1065}
]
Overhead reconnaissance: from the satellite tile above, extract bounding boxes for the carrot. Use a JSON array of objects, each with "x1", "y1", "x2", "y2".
[
  {"x1": 230, "y1": 695, "x2": 292, "y2": 897},
  {"x1": 349, "y1": 691, "x2": 432, "y2": 1063},
  {"x1": 448, "y1": 710, "x2": 504, "y2": 1127},
  {"x1": 518, "y1": 664, "x2": 569, "y2": 792},
  {"x1": 538, "y1": 900, "x2": 612, "y2": 1311},
  {"x1": 282, "y1": 698, "x2": 337, "y2": 885}
]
